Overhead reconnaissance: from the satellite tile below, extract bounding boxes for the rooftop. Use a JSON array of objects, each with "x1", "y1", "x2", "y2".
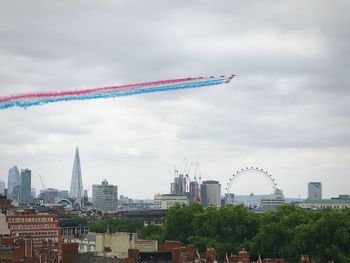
[{"x1": 303, "y1": 199, "x2": 350, "y2": 204}]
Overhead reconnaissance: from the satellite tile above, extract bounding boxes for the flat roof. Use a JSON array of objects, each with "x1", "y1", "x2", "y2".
[{"x1": 303, "y1": 199, "x2": 350, "y2": 204}]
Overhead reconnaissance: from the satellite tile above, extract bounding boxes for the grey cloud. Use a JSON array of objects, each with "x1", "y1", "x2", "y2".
[{"x1": 0, "y1": 1, "x2": 349, "y2": 198}]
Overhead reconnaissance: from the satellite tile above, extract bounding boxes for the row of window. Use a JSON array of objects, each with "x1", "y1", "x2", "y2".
[
  {"x1": 8, "y1": 217, "x2": 54, "y2": 223},
  {"x1": 34, "y1": 238, "x2": 59, "y2": 243},
  {"x1": 11, "y1": 224, "x2": 56, "y2": 230},
  {"x1": 154, "y1": 202, "x2": 187, "y2": 209},
  {"x1": 15, "y1": 231, "x2": 58, "y2": 237},
  {"x1": 30, "y1": 238, "x2": 58, "y2": 243},
  {"x1": 312, "y1": 205, "x2": 350, "y2": 209}
]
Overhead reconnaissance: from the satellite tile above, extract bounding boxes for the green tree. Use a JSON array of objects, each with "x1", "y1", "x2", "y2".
[
  {"x1": 190, "y1": 205, "x2": 259, "y2": 258},
  {"x1": 163, "y1": 203, "x2": 203, "y2": 244},
  {"x1": 248, "y1": 205, "x2": 310, "y2": 260},
  {"x1": 90, "y1": 204, "x2": 350, "y2": 263},
  {"x1": 69, "y1": 215, "x2": 89, "y2": 226},
  {"x1": 141, "y1": 224, "x2": 164, "y2": 241},
  {"x1": 305, "y1": 209, "x2": 350, "y2": 262}
]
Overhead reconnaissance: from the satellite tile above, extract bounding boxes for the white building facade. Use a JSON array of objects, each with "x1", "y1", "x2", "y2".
[
  {"x1": 92, "y1": 180, "x2": 118, "y2": 213},
  {"x1": 299, "y1": 199, "x2": 350, "y2": 210},
  {"x1": 260, "y1": 189, "x2": 285, "y2": 211},
  {"x1": 154, "y1": 194, "x2": 188, "y2": 209}
]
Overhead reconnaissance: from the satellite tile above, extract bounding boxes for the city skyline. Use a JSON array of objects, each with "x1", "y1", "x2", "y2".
[
  {"x1": 0, "y1": 155, "x2": 345, "y2": 200},
  {"x1": 1, "y1": 1, "x2": 350, "y2": 199}
]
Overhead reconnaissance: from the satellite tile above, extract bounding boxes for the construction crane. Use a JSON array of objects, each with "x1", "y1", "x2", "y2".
[
  {"x1": 186, "y1": 161, "x2": 193, "y2": 175},
  {"x1": 38, "y1": 174, "x2": 46, "y2": 190}
]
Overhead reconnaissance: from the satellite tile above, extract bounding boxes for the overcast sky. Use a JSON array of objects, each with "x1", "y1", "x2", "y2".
[{"x1": 1, "y1": 1, "x2": 349, "y2": 199}]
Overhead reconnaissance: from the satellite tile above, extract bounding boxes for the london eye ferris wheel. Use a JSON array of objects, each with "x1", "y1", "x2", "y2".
[{"x1": 225, "y1": 166, "x2": 279, "y2": 195}]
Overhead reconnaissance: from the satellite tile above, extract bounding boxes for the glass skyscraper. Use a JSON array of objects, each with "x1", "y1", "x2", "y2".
[
  {"x1": 69, "y1": 147, "x2": 83, "y2": 200},
  {"x1": 308, "y1": 182, "x2": 322, "y2": 200},
  {"x1": 20, "y1": 168, "x2": 31, "y2": 202},
  {"x1": 200, "y1": 180, "x2": 221, "y2": 208},
  {"x1": 7, "y1": 166, "x2": 20, "y2": 200}
]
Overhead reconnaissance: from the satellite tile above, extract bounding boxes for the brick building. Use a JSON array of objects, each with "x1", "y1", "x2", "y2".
[
  {"x1": 159, "y1": 241, "x2": 198, "y2": 263},
  {"x1": 0, "y1": 237, "x2": 34, "y2": 263},
  {"x1": 6, "y1": 209, "x2": 62, "y2": 262},
  {"x1": 61, "y1": 242, "x2": 79, "y2": 263},
  {"x1": 0, "y1": 195, "x2": 13, "y2": 214}
]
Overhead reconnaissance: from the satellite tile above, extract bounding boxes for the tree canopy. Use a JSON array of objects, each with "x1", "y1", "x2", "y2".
[{"x1": 90, "y1": 204, "x2": 350, "y2": 263}]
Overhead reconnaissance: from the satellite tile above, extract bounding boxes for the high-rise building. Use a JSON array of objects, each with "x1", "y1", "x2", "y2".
[
  {"x1": 43, "y1": 188, "x2": 59, "y2": 203},
  {"x1": 69, "y1": 147, "x2": 83, "y2": 201},
  {"x1": 31, "y1": 188, "x2": 36, "y2": 199},
  {"x1": 7, "y1": 166, "x2": 20, "y2": 200},
  {"x1": 92, "y1": 180, "x2": 118, "y2": 213},
  {"x1": 200, "y1": 180, "x2": 221, "y2": 208},
  {"x1": 308, "y1": 182, "x2": 322, "y2": 200},
  {"x1": 12, "y1": 185, "x2": 21, "y2": 201},
  {"x1": 189, "y1": 180, "x2": 200, "y2": 203},
  {"x1": 58, "y1": 190, "x2": 69, "y2": 200},
  {"x1": 170, "y1": 174, "x2": 187, "y2": 196},
  {"x1": 20, "y1": 169, "x2": 31, "y2": 203},
  {"x1": 0, "y1": 181, "x2": 5, "y2": 196}
]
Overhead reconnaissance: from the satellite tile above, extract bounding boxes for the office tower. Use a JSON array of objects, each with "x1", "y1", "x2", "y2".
[
  {"x1": 69, "y1": 147, "x2": 83, "y2": 200},
  {"x1": 43, "y1": 188, "x2": 59, "y2": 203},
  {"x1": 170, "y1": 174, "x2": 187, "y2": 195},
  {"x1": 200, "y1": 180, "x2": 221, "y2": 208},
  {"x1": 189, "y1": 180, "x2": 200, "y2": 203},
  {"x1": 31, "y1": 188, "x2": 36, "y2": 199},
  {"x1": 308, "y1": 182, "x2": 322, "y2": 200},
  {"x1": 0, "y1": 181, "x2": 5, "y2": 195},
  {"x1": 58, "y1": 190, "x2": 69, "y2": 199},
  {"x1": 20, "y1": 169, "x2": 31, "y2": 202},
  {"x1": 92, "y1": 180, "x2": 118, "y2": 213},
  {"x1": 7, "y1": 166, "x2": 20, "y2": 199},
  {"x1": 12, "y1": 186, "x2": 21, "y2": 201}
]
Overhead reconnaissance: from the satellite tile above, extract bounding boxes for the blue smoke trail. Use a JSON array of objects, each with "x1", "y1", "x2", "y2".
[{"x1": 0, "y1": 78, "x2": 225, "y2": 110}]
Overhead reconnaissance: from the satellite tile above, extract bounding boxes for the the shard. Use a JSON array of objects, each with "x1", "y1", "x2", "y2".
[{"x1": 69, "y1": 147, "x2": 83, "y2": 200}]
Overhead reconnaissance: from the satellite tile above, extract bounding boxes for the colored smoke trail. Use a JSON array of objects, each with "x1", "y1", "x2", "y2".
[{"x1": 0, "y1": 75, "x2": 234, "y2": 109}]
